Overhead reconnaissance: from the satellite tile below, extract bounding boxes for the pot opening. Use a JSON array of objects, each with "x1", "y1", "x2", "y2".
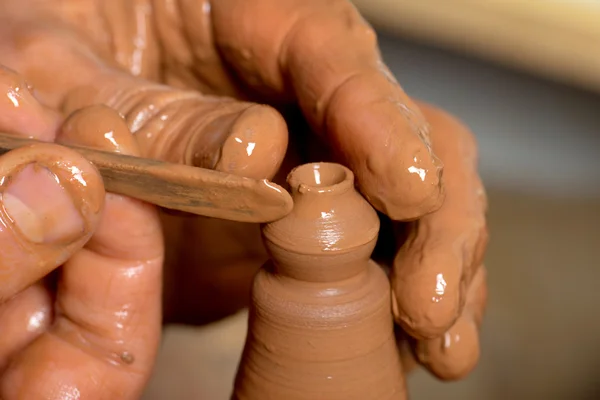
[{"x1": 289, "y1": 162, "x2": 351, "y2": 191}]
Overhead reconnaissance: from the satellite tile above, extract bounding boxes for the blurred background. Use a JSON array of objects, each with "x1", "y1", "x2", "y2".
[{"x1": 143, "y1": 1, "x2": 600, "y2": 399}]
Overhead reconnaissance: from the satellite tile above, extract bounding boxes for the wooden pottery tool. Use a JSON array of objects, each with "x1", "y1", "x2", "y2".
[{"x1": 0, "y1": 133, "x2": 293, "y2": 223}]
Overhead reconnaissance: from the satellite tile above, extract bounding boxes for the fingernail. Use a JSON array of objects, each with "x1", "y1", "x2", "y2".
[
  {"x1": 2, "y1": 164, "x2": 84, "y2": 244},
  {"x1": 193, "y1": 105, "x2": 288, "y2": 180}
]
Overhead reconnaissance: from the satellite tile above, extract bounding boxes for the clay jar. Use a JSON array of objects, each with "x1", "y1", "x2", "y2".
[{"x1": 232, "y1": 162, "x2": 405, "y2": 400}]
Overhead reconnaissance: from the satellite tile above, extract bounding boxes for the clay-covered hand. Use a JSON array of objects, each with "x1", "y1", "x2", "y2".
[
  {"x1": 389, "y1": 103, "x2": 488, "y2": 379},
  {"x1": 0, "y1": 0, "x2": 488, "y2": 381},
  {"x1": 0, "y1": 66, "x2": 163, "y2": 399}
]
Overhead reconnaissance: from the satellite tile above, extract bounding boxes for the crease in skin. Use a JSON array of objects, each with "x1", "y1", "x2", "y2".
[
  {"x1": 1, "y1": 163, "x2": 85, "y2": 245},
  {"x1": 0, "y1": 2, "x2": 487, "y2": 385},
  {"x1": 324, "y1": 71, "x2": 444, "y2": 219},
  {"x1": 390, "y1": 100, "x2": 433, "y2": 151},
  {"x1": 49, "y1": 251, "x2": 162, "y2": 373}
]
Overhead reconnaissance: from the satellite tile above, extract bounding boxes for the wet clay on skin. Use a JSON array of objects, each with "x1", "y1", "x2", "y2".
[
  {"x1": 0, "y1": 107, "x2": 293, "y2": 223},
  {"x1": 390, "y1": 104, "x2": 488, "y2": 379},
  {"x1": 1, "y1": 1, "x2": 487, "y2": 378},
  {"x1": 1, "y1": 0, "x2": 443, "y2": 220},
  {"x1": 0, "y1": 143, "x2": 105, "y2": 299},
  {"x1": 233, "y1": 162, "x2": 405, "y2": 400},
  {"x1": 61, "y1": 80, "x2": 290, "y2": 182}
]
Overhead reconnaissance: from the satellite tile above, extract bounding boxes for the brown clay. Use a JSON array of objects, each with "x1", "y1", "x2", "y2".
[
  {"x1": 232, "y1": 162, "x2": 405, "y2": 400},
  {"x1": 0, "y1": 283, "x2": 52, "y2": 371},
  {"x1": 0, "y1": 129, "x2": 293, "y2": 223},
  {"x1": 391, "y1": 104, "x2": 487, "y2": 341}
]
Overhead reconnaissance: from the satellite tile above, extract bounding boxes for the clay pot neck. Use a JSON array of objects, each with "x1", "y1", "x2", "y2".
[
  {"x1": 287, "y1": 162, "x2": 353, "y2": 197},
  {"x1": 261, "y1": 162, "x2": 380, "y2": 283}
]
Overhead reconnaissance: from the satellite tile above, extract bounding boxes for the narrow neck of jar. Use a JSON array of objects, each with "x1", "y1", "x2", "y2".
[{"x1": 287, "y1": 162, "x2": 354, "y2": 197}]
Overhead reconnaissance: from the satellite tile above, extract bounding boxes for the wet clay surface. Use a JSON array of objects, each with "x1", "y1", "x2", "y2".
[
  {"x1": 0, "y1": 110, "x2": 293, "y2": 222},
  {"x1": 391, "y1": 104, "x2": 487, "y2": 349},
  {"x1": 0, "y1": 143, "x2": 105, "y2": 298},
  {"x1": 141, "y1": 187, "x2": 600, "y2": 400},
  {"x1": 0, "y1": 101, "x2": 164, "y2": 399},
  {"x1": 233, "y1": 163, "x2": 406, "y2": 399}
]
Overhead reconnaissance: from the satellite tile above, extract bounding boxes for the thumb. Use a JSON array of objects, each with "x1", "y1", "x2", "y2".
[{"x1": 0, "y1": 143, "x2": 105, "y2": 300}]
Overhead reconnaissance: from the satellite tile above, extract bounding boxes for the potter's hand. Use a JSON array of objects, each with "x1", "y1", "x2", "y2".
[
  {"x1": 0, "y1": 67, "x2": 162, "y2": 399},
  {"x1": 141, "y1": 0, "x2": 486, "y2": 380},
  {"x1": 0, "y1": 0, "x2": 487, "y2": 381},
  {"x1": 388, "y1": 103, "x2": 488, "y2": 379}
]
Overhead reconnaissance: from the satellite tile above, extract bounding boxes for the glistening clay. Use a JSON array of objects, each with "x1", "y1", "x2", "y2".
[
  {"x1": 232, "y1": 162, "x2": 406, "y2": 400},
  {"x1": 390, "y1": 104, "x2": 488, "y2": 379}
]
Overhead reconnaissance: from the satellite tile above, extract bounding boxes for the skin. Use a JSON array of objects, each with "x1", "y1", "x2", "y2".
[
  {"x1": 0, "y1": 67, "x2": 163, "y2": 398},
  {"x1": 234, "y1": 163, "x2": 406, "y2": 399},
  {"x1": 0, "y1": 0, "x2": 489, "y2": 397}
]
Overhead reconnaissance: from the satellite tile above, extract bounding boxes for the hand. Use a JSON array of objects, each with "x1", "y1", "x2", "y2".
[
  {"x1": 0, "y1": 66, "x2": 163, "y2": 398},
  {"x1": 0, "y1": 0, "x2": 488, "y2": 384}
]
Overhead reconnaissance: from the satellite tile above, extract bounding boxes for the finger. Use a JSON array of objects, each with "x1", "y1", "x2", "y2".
[
  {"x1": 1, "y1": 106, "x2": 163, "y2": 399},
  {"x1": 0, "y1": 143, "x2": 105, "y2": 301},
  {"x1": 0, "y1": 19, "x2": 289, "y2": 181},
  {"x1": 0, "y1": 65, "x2": 61, "y2": 140},
  {"x1": 0, "y1": 65, "x2": 76, "y2": 371},
  {"x1": 415, "y1": 266, "x2": 488, "y2": 380},
  {"x1": 391, "y1": 103, "x2": 488, "y2": 339},
  {"x1": 152, "y1": 0, "x2": 243, "y2": 96},
  {"x1": 62, "y1": 75, "x2": 289, "y2": 180},
  {"x1": 395, "y1": 327, "x2": 419, "y2": 375},
  {"x1": 185, "y1": 0, "x2": 444, "y2": 219},
  {"x1": 0, "y1": 282, "x2": 52, "y2": 370}
]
